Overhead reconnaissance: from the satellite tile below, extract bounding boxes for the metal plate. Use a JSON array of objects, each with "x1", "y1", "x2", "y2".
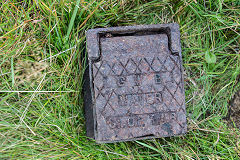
[{"x1": 84, "y1": 23, "x2": 187, "y2": 143}]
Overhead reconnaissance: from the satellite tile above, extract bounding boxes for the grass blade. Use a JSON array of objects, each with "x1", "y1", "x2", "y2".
[
  {"x1": 66, "y1": 0, "x2": 81, "y2": 41},
  {"x1": 136, "y1": 141, "x2": 161, "y2": 153},
  {"x1": 11, "y1": 56, "x2": 14, "y2": 88}
]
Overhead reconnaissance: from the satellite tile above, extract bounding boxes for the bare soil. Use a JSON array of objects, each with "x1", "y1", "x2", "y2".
[{"x1": 228, "y1": 90, "x2": 240, "y2": 129}]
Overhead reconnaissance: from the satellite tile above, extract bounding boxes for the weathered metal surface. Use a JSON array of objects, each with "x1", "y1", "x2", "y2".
[{"x1": 84, "y1": 23, "x2": 187, "y2": 143}]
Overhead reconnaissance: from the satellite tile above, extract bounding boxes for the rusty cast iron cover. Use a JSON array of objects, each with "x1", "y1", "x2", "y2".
[{"x1": 84, "y1": 23, "x2": 187, "y2": 143}]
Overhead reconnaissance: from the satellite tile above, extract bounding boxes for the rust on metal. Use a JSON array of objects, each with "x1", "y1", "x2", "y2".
[{"x1": 84, "y1": 23, "x2": 187, "y2": 143}]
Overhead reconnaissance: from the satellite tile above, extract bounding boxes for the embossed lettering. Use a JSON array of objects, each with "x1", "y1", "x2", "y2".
[
  {"x1": 134, "y1": 74, "x2": 142, "y2": 86},
  {"x1": 106, "y1": 115, "x2": 144, "y2": 129},
  {"x1": 117, "y1": 76, "x2": 126, "y2": 87},
  {"x1": 118, "y1": 92, "x2": 162, "y2": 106},
  {"x1": 118, "y1": 95, "x2": 127, "y2": 106},
  {"x1": 149, "y1": 111, "x2": 177, "y2": 126},
  {"x1": 155, "y1": 73, "x2": 161, "y2": 84}
]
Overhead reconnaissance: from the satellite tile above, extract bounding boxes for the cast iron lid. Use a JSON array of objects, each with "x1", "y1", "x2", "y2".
[{"x1": 85, "y1": 23, "x2": 187, "y2": 143}]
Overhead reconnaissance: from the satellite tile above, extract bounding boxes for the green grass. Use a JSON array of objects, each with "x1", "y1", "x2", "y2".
[{"x1": 0, "y1": 0, "x2": 240, "y2": 159}]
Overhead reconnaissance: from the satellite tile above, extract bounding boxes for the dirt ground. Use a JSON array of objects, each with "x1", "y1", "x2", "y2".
[{"x1": 228, "y1": 90, "x2": 240, "y2": 129}]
